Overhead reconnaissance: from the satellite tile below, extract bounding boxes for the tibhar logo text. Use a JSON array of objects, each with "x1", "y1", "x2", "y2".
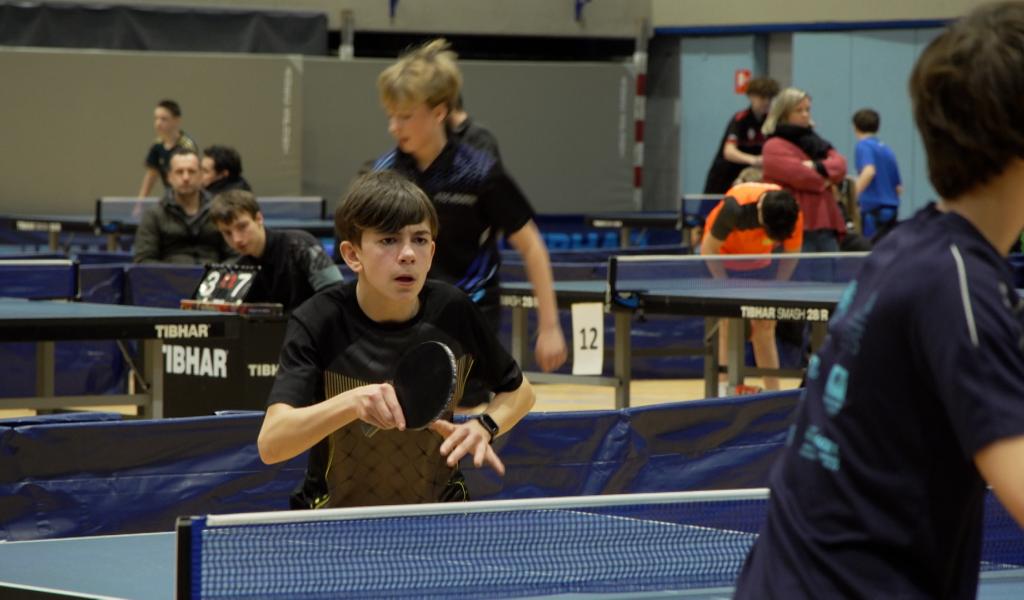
[
  {"x1": 163, "y1": 345, "x2": 228, "y2": 378},
  {"x1": 248, "y1": 363, "x2": 279, "y2": 377},
  {"x1": 155, "y1": 324, "x2": 211, "y2": 339}
]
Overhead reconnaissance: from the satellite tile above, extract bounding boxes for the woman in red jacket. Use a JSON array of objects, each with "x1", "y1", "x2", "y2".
[{"x1": 761, "y1": 88, "x2": 848, "y2": 259}]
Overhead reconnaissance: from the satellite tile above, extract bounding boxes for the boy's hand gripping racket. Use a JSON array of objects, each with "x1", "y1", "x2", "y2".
[{"x1": 362, "y1": 341, "x2": 457, "y2": 437}]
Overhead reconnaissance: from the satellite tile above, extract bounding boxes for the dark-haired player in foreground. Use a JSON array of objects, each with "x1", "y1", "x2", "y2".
[
  {"x1": 736, "y1": 3, "x2": 1024, "y2": 597},
  {"x1": 257, "y1": 170, "x2": 534, "y2": 509}
]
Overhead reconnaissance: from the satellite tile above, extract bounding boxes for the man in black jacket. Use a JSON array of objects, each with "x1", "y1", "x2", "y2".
[{"x1": 132, "y1": 149, "x2": 235, "y2": 264}]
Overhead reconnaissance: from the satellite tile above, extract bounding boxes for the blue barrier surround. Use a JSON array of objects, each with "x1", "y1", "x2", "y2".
[{"x1": 0, "y1": 391, "x2": 798, "y2": 541}]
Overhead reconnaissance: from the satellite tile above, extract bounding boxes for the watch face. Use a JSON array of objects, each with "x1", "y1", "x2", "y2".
[{"x1": 477, "y1": 414, "x2": 498, "y2": 438}]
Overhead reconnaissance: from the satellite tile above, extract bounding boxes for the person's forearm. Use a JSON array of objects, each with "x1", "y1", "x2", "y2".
[
  {"x1": 723, "y1": 143, "x2": 760, "y2": 166},
  {"x1": 776, "y1": 256, "x2": 798, "y2": 281},
  {"x1": 763, "y1": 152, "x2": 824, "y2": 191},
  {"x1": 855, "y1": 166, "x2": 875, "y2": 196},
  {"x1": 131, "y1": 227, "x2": 160, "y2": 263},
  {"x1": 510, "y1": 223, "x2": 561, "y2": 331},
  {"x1": 822, "y1": 150, "x2": 849, "y2": 183},
  {"x1": 701, "y1": 237, "x2": 727, "y2": 278},
  {"x1": 138, "y1": 169, "x2": 158, "y2": 198},
  {"x1": 483, "y1": 377, "x2": 535, "y2": 438},
  {"x1": 258, "y1": 397, "x2": 358, "y2": 464},
  {"x1": 976, "y1": 435, "x2": 1024, "y2": 529}
]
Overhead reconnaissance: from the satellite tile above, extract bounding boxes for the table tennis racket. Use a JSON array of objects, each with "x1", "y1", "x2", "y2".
[{"x1": 362, "y1": 341, "x2": 458, "y2": 437}]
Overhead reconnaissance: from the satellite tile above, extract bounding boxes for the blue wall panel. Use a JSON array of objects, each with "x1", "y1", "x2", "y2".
[
  {"x1": 680, "y1": 36, "x2": 760, "y2": 195},
  {"x1": 792, "y1": 27, "x2": 942, "y2": 219}
]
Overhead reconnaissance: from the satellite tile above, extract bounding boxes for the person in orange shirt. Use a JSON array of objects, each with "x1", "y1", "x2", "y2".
[{"x1": 701, "y1": 180, "x2": 802, "y2": 392}]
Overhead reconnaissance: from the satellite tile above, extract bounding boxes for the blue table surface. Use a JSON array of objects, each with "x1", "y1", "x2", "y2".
[
  {"x1": 0, "y1": 531, "x2": 1020, "y2": 600},
  {"x1": 503, "y1": 279, "x2": 848, "y2": 302},
  {"x1": 0, "y1": 294, "x2": 234, "y2": 325},
  {"x1": 0, "y1": 297, "x2": 230, "y2": 321}
]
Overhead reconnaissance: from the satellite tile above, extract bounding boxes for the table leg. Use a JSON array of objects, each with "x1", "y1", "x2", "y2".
[
  {"x1": 510, "y1": 306, "x2": 529, "y2": 369},
  {"x1": 810, "y1": 321, "x2": 827, "y2": 352},
  {"x1": 35, "y1": 341, "x2": 56, "y2": 397},
  {"x1": 704, "y1": 317, "x2": 719, "y2": 398},
  {"x1": 614, "y1": 311, "x2": 632, "y2": 409},
  {"x1": 142, "y1": 339, "x2": 163, "y2": 419},
  {"x1": 726, "y1": 317, "x2": 745, "y2": 389}
]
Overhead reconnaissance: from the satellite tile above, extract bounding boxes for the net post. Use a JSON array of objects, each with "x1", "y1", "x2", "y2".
[
  {"x1": 605, "y1": 255, "x2": 618, "y2": 309},
  {"x1": 175, "y1": 516, "x2": 198, "y2": 600}
]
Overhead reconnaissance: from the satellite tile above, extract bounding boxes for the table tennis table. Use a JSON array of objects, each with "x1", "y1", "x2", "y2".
[
  {"x1": 501, "y1": 257, "x2": 851, "y2": 407},
  {"x1": 4, "y1": 196, "x2": 334, "y2": 252},
  {"x1": 584, "y1": 194, "x2": 722, "y2": 249},
  {"x1": 0, "y1": 297, "x2": 238, "y2": 418},
  {"x1": 0, "y1": 492, "x2": 1020, "y2": 600}
]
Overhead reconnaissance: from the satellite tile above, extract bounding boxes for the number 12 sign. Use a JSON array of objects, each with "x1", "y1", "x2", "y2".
[{"x1": 571, "y1": 302, "x2": 604, "y2": 376}]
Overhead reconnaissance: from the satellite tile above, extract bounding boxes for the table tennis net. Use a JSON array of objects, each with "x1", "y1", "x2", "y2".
[
  {"x1": 609, "y1": 252, "x2": 869, "y2": 288},
  {"x1": 178, "y1": 488, "x2": 1024, "y2": 599}
]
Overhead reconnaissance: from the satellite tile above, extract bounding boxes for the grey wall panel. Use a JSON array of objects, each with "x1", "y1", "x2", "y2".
[
  {"x1": 301, "y1": 58, "x2": 393, "y2": 216},
  {"x1": 643, "y1": 36, "x2": 681, "y2": 211},
  {"x1": 2, "y1": 49, "x2": 632, "y2": 217},
  {"x1": 459, "y1": 60, "x2": 635, "y2": 213},
  {"x1": 0, "y1": 48, "x2": 302, "y2": 214},
  {"x1": 63, "y1": 0, "x2": 649, "y2": 37},
  {"x1": 302, "y1": 58, "x2": 636, "y2": 215}
]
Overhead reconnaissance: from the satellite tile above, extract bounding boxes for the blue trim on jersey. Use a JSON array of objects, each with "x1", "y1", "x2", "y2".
[
  {"x1": 372, "y1": 151, "x2": 397, "y2": 171},
  {"x1": 456, "y1": 247, "x2": 499, "y2": 293},
  {"x1": 463, "y1": 265, "x2": 499, "y2": 299}
]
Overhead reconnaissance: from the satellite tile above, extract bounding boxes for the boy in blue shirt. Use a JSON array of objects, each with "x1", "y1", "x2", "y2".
[
  {"x1": 852, "y1": 108, "x2": 902, "y2": 240},
  {"x1": 736, "y1": 3, "x2": 1024, "y2": 597}
]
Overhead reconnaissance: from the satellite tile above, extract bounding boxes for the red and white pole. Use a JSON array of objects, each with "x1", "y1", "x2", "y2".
[{"x1": 632, "y1": 18, "x2": 650, "y2": 211}]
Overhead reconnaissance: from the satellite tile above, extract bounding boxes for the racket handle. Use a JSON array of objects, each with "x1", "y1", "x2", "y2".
[{"x1": 361, "y1": 422, "x2": 380, "y2": 438}]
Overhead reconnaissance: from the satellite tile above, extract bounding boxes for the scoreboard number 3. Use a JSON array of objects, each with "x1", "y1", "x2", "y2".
[{"x1": 194, "y1": 265, "x2": 260, "y2": 302}]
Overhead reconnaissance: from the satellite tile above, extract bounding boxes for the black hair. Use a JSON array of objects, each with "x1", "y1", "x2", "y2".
[
  {"x1": 335, "y1": 170, "x2": 438, "y2": 243},
  {"x1": 157, "y1": 99, "x2": 182, "y2": 117},
  {"x1": 761, "y1": 190, "x2": 800, "y2": 242},
  {"x1": 203, "y1": 145, "x2": 243, "y2": 179}
]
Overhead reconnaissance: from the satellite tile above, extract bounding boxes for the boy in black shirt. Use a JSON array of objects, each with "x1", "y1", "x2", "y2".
[
  {"x1": 209, "y1": 190, "x2": 341, "y2": 312},
  {"x1": 736, "y1": 4, "x2": 1024, "y2": 598},
  {"x1": 374, "y1": 38, "x2": 567, "y2": 380},
  {"x1": 257, "y1": 171, "x2": 534, "y2": 508},
  {"x1": 703, "y1": 77, "x2": 779, "y2": 194}
]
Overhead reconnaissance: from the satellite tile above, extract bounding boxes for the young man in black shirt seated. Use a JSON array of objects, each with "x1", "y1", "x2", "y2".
[
  {"x1": 256, "y1": 170, "x2": 535, "y2": 508},
  {"x1": 209, "y1": 190, "x2": 341, "y2": 312}
]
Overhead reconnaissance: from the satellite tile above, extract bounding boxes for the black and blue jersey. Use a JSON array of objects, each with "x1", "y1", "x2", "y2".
[
  {"x1": 373, "y1": 141, "x2": 534, "y2": 309},
  {"x1": 736, "y1": 204, "x2": 1024, "y2": 598}
]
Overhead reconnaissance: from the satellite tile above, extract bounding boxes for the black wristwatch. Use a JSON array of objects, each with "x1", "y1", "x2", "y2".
[{"x1": 474, "y1": 413, "x2": 500, "y2": 442}]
